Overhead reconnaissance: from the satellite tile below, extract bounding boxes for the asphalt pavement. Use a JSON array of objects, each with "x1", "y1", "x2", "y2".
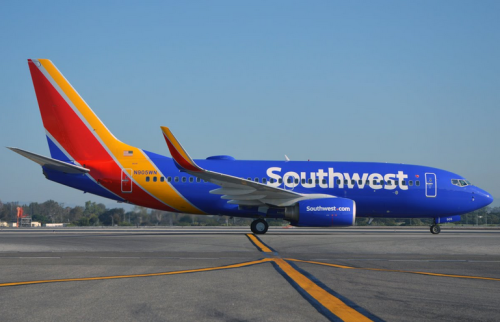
[{"x1": 0, "y1": 227, "x2": 498, "y2": 321}]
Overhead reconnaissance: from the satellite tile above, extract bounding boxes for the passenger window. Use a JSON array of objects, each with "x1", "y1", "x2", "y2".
[
  {"x1": 247, "y1": 177, "x2": 251, "y2": 181},
  {"x1": 366, "y1": 180, "x2": 371, "y2": 185},
  {"x1": 351, "y1": 180, "x2": 355, "y2": 185},
  {"x1": 337, "y1": 179, "x2": 341, "y2": 185},
  {"x1": 308, "y1": 179, "x2": 312, "y2": 184},
  {"x1": 394, "y1": 180, "x2": 398, "y2": 185},
  {"x1": 301, "y1": 179, "x2": 305, "y2": 184},
  {"x1": 270, "y1": 178, "x2": 275, "y2": 183},
  {"x1": 287, "y1": 177, "x2": 293, "y2": 184},
  {"x1": 160, "y1": 177, "x2": 164, "y2": 182},
  {"x1": 278, "y1": 178, "x2": 283, "y2": 184},
  {"x1": 196, "y1": 178, "x2": 201, "y2": 183},
  {"x1": 182, "y1": 177, "x2": 187, "y2": 182},
  {"x1": 358, "y1": 180, "x2": 362, "y2": 184},
  {"x1": 294, "y1": 179, "x2": 299, "y2": 184},
  {"x1": 174, "y1": 177, "x2": 179, "y2": 182},
  {"x1": 344, "y1": 179, "x2": 348, "y2": 185},
  {"x1": 402, "y1": 181, "x2": 406, "y2": 186},
  {"x1": 146, "y1": 176, "x2": 150, "y2": 182},
  {"x1": 189, "y1": 177, "x2": 194, "y2": 183},
  {"x1": 167, "y1": 176, "x2": 172, "y2": 182},
  {"x1": 416, "y1": 181, "x2": 420, "y2": 186},
  {"x1": 387, "y1": 180, "x2": 392, "y2": 185},
  {"x1": 153, "y1": 176, "x2": 157, "y2": 182},
  {"x1": 409, "y1": 180, "x2": 413, "y2": 186},
  {"x1": 315, "y1": 179, "x2": 319, "y2": 184},
  {"x1": 254, "y1": 178, "x2": 259, "y2": 182},
  {"x1": 322, "y1": 179, "x2": 327, "y2": 184},
  {"x1": 262, "y1": 178, "x2": 267, "y2": 184}
]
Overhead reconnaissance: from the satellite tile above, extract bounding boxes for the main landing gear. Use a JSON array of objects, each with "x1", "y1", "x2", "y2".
[
  {"x1": 251, "y1": 219, "x2": 269, "y2": 234},
  {"x1": 430, "y1": 224, "x2": 441, "y2": 234}
]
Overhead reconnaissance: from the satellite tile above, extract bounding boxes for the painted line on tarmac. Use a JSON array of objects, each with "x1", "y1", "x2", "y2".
[
  {"x1": 273, "y1": 258, "x2": 376, "y2": 322},
  {"x1": 246, "y1": 234, "x2": 379, "y2": 321},
  {"x1": 246, "y1": 233, "x2": 273, "y2": 253},
  {"x1": 310, "y1": 259, "x2": 500, "y2": 263},
  {"x1": 0, "y1": 258, "x2": 272, "y2": 288},
  {"x1": 288, "y1": 258, "x2": 500, "y2": 282}
]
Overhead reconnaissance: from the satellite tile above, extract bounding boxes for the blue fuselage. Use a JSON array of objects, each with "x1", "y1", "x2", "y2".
[{"x1": 45, "y1": 150, "x2": 493, "y2": 220}]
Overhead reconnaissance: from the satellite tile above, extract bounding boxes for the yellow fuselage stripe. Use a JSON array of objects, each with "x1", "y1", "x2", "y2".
[{"x1": 287, "y1": 259, "x2": 500, "y2": 281}]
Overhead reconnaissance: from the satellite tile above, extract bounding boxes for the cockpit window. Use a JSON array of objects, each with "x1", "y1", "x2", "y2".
[{"x1": 452, "y1": 179, "x2": 472, "y2": 187}]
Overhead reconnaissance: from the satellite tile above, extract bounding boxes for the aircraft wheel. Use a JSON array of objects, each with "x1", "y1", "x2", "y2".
[
  {"x1": 251, "y1": 219, "x2": 269, "y2": 234},
  {"x1": 430, "y1": 225, "x2": 441, "y2": 234}
]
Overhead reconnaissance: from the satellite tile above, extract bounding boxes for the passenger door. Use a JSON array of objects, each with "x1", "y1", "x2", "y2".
[{"x1": 425, "y1": 173, "x2": 437, "y2": 197}]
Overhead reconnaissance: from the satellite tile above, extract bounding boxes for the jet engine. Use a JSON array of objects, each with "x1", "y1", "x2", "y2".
[{"x1": 284, "y1": 197, "x2": 356, "y2": 227}]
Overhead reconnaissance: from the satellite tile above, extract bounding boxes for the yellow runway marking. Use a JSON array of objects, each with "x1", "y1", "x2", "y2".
[
  {"x1": 246, "y1": 233, "x2": 273, "y2": 253},
  {"x1": 246, "y1": 234, "x2": 374, "y2": 321},
  {"x1": 288, "y1": 258, "x2": 500, "y2": 282},
  {"x1": 0, "y1": 258, "x2": 272, "y2": 288},
  {"x1": 274, "y1": 258, "x2": 372, "y2": 322}
]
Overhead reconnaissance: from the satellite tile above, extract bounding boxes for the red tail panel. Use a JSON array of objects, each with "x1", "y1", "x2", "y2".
[{"x1": 28, "y1": 60, "x2": 175, "y2": 211}]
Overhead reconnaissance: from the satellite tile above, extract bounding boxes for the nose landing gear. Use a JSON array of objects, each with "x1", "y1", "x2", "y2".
[{"x1": 251, "y1": 219, "x2": 269, "y2": 234}]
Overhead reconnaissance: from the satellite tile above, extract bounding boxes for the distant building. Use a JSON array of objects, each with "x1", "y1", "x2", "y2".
[
  {"x1": 8, "y1": 223, "x2": 17, "y2": 228},
  {"x1": 31, "y1": 221, "x2": 41, "y2": 227},
  {"x1": 0, "y1": 222, "x2": 8, "y2": 227},
  {"x1": 44, "y1": 223, "x2": 65, "y2": 228}
]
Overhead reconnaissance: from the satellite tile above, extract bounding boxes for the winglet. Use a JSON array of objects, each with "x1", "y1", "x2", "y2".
[{"x1": 161, "y1": 127, "x2": 203, "y2": 172}]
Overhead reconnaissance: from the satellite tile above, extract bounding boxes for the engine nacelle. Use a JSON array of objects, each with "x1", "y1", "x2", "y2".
[
  {"x1": 435, "y1": 215, "x2": 461, "y2": 224},
  {"x1": 284, "y1": 198, "x2": 356, "y2": 227}
]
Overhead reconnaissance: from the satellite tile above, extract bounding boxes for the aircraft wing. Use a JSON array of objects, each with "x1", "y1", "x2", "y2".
[
  {"x1": 161, "y1": 127, "x2": 334, "y2": 207},
  {"x1": 7, "y1": 147, "x2": 90, "y2": 174}
]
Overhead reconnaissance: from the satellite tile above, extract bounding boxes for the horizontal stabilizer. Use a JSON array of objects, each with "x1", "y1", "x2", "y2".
[{"x1": 7, "y1": 147, "x2": 90, "y2": 174}]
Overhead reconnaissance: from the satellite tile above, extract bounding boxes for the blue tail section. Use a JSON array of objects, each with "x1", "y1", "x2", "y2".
[{"x1": 46, "y1": 135, "x2": 71, "y2": 162}]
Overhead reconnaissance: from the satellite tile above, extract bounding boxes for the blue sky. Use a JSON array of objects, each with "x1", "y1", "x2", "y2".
[{"x1": 1, "y1": 0, "x2": 499, "y2": 208}]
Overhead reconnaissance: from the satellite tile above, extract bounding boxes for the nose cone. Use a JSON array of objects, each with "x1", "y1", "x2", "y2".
[{"x1": 474, "y1": 187, "x2": 494, "y2": 208}]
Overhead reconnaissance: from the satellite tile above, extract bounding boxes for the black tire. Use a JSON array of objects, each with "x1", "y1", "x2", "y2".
[
  {"x1": 251, "y1": 219, "x2": 269, "y2": 234},
  {"x1": 430, "y1": 225, "x2": 441, "y2": 234}
]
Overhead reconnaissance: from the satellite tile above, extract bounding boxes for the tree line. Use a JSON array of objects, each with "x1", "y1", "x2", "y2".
[{"x1": 0, "y1": 199, "x2": 498, "y2": 227}]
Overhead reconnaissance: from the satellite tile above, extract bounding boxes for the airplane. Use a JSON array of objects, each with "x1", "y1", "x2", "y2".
[{"x1": 8, "y1": 59, "x2": 494, "y2": 234}]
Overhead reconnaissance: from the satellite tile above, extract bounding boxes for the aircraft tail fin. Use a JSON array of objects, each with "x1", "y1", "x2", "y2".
[{"x1": 27, "y1": 59, "x2": 128, "y2": 163}]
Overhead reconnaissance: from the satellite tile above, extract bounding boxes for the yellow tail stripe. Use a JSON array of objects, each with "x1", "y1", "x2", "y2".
[
  {"x1": 39, "y1": 59, "x2": 122, "y2": 152},
  {"x1": 38, "y1": 60, "x2": 202, "y2": 213}
]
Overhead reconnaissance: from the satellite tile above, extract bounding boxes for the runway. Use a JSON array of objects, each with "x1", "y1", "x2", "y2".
[{"x1": 0, "y1": 228, "x2": 499, "y2": 321}]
